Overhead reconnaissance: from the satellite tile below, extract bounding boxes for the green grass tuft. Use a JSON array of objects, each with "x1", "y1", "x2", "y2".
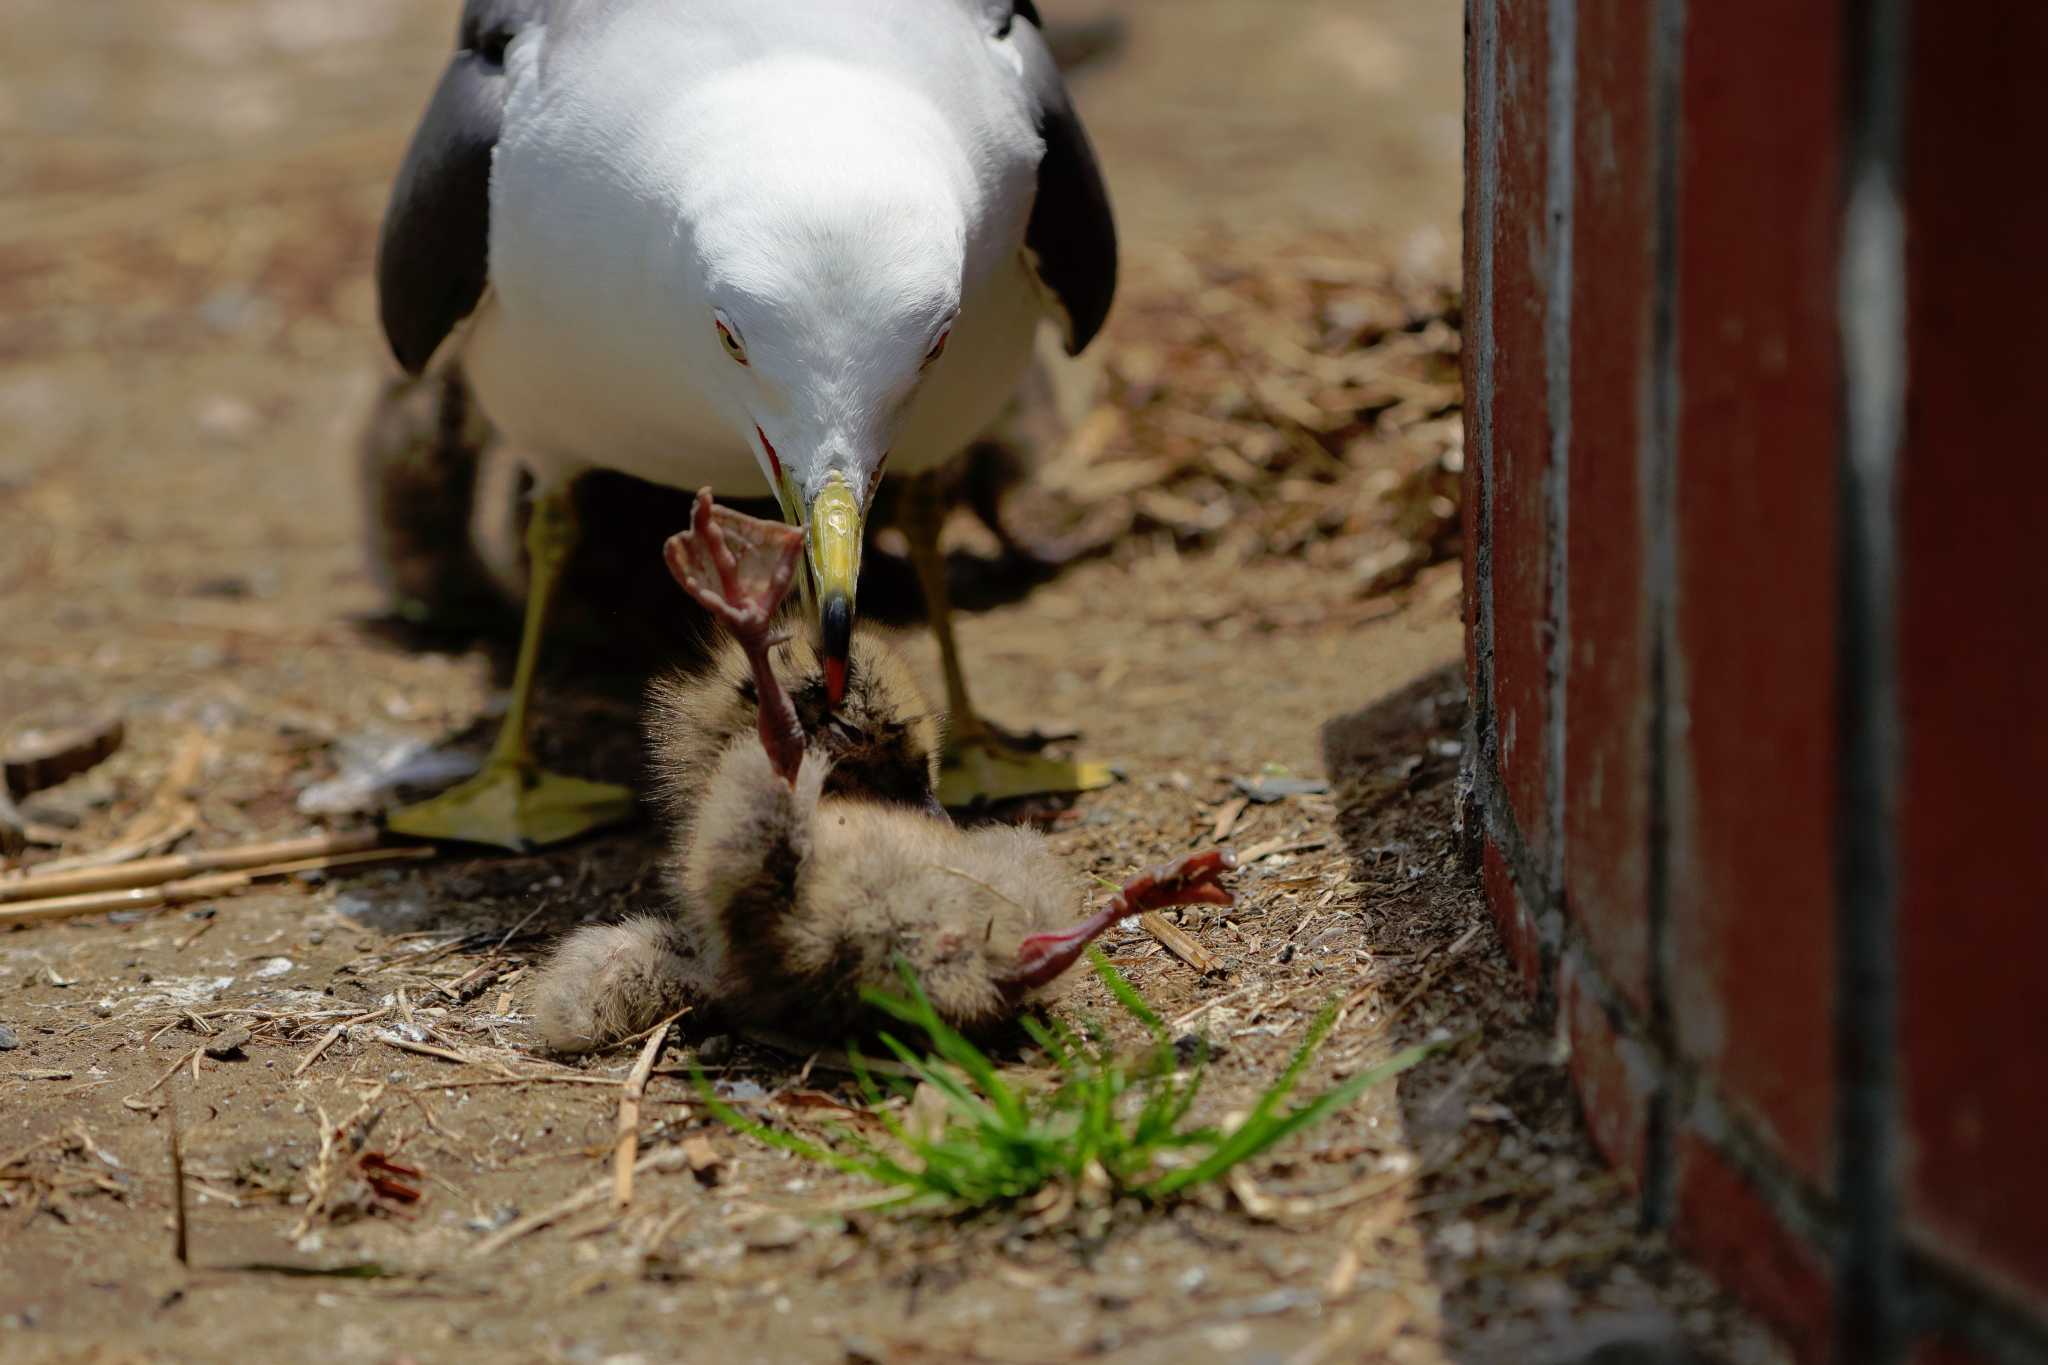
[{"x1": 694, "y1": 953, "x2": 1449, "y2": 1215}]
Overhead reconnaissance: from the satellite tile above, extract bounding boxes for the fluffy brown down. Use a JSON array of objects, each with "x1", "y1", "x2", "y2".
[
  {"x1": 529, "y1": 916, "x2": 704, "y2": 1054},
  {"x1": 531, "y1": 622, "x2": 949, "y2": 1053},
  {"x1": 646, "y1": 620, "x2": 943, "y2": 847},
  {"x1": 682, "y1": 741, "x2": 1083, "y2": 1039}
]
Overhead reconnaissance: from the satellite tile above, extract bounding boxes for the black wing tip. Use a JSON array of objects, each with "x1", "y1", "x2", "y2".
[
  {"x1": 1059, "y1": 293, "x2": 1112, "y2": 357},
  {"x1": 377, "y1": 11, "x2": 520, "y2": 380}
]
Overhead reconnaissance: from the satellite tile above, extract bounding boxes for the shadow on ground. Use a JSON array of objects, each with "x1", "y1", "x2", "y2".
[{"x1": 1321, "y1": 669, "x2": 1725, "y2": 1365}]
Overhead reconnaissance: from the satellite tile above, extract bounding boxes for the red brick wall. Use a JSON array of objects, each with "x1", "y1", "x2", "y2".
[{"x1": 1462, "y1": 2, "x2": 2048, "y2": 1361}]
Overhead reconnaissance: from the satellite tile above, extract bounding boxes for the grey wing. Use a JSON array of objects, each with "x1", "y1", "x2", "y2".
[
  {"x1": 1006, "y1": 3, "x2": 1118, "y2": 356},
  {"x1": 376, "y1": 0, "x2": 548, "y2": 376}
]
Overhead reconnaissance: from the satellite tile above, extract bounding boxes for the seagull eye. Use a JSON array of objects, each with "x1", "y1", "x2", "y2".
[
  {"x1": 714, "y1": 314, "x2": 748, "y2": 366},
  {"x1": 922, "y1": 329, "x2": 951, "y2": 368}
]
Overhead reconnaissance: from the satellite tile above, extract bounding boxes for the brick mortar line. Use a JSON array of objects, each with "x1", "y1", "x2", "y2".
[
  {"x1": 1907, "y1": 1249, "x2": 2048, "y2": 1364},
  {"x1": 1542, "y1": 0, "x2": 1577, "y2": 911},
  {"x1": 1480, "y1": 767, "x2": 1562, "y2": 1009},
  {"x1": 1547, "y1": 912, "x2": 1841, "y2": 1263},
  {"x1": 1469, "y1": 0, "x2": 1502, "y2": 775},
  {"x1": 1548, "y1": 900, "x2": 2048, "y2": 1362},
  {"x1": 1460, "y1": 0, "x2": 1504, "y2": 881},
  {"x1": 1640, "y1": 0, "x2": 1688, "y2": 1235},
  {"x1": 1467, "y1": 2, "x2": 2048, "y2": 1350},
  {"x1": 1833, "y1": 0, "x2": 1912, "y2": 1357}
]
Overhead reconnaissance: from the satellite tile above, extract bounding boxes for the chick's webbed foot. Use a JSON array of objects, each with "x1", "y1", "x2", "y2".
[
  {"x1": 1109, "y1": 850, "x2": 1239, "y2": 916},
  {"x1": 664, "y1": 489, "x2": 808, "y2": 783},
  {"x1": 1000, "y1": 849, "x2": 1239, "y2": 994},
  {"x1": 663, "y1": 488, "x2": 804, "y2": 642}
]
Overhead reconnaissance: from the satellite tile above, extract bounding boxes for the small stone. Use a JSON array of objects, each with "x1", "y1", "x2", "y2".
[
  {"x1": 189, "y1": 575, "x2": 252, "y2": 600},
  {"x1": 92, "y1": 1000, "x2": 116, "y2": 1018},
  {"x1": 740, "y1": 1214, "x2": 809, "y2": 1251},
  {"x1": 682, "y1": 1136, "x2": 723, "y2": 1183},
  {"x1": 696, "y1": 1034, "x2": 734, "y2": 1065},
  {"x1": 1232, "y1": 775, "x2": 1330, "y2": 804},
  {"x1": 0, "y1": 1024, "x2": 19, "y2": 1050},
  {"x1": 203, "y1": 1026, "x2": 252, "y2": 1059}
]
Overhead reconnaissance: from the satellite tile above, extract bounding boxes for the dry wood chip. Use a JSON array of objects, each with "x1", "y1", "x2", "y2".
[
  {"x1": 682, "y1": 1136, "x2": 723, "y2": 1183},
  {"x1": 201, "y1": 1026, "x2": 252, "y2": 1059}
]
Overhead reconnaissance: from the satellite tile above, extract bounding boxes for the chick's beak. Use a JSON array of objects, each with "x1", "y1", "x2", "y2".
[{"x1": 804, "y1": 472, "x2": 862, "y2": 707}]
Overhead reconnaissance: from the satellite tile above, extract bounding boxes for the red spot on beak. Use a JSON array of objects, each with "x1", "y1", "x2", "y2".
[
  {"x1": 824, "y1": 655, "x2": 848, "y2": 708},
  {"x1": 756, "y1": 426, "x2": 782, "y2": 481}
]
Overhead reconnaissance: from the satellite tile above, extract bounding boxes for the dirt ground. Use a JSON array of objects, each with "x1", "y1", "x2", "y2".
[{"x1": 2, "y1": 3, "x2": 1789, "y2": 1362}]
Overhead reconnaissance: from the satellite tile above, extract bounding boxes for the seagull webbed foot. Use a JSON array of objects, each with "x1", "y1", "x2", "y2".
[
  {"x1": 386, "y1": 758, "x2": 633, "y2": 853},
  {"x1": 937, "y1": 728, "x2": 1118, "y2": 810}
]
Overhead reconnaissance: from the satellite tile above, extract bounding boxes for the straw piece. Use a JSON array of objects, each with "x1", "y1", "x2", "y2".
[
  {"x1": 472, "y1": 1150, "x2": 692, "y2": 1258},
  {"x1": 1140, "y1": 911, "x2": 1219, "y2": 975},
  {"x1": 0, "y1": 829, "x2": 388, "y2": 903},
  {"x1": 0, "y1": 846, "x2": 435, "y2": 928},
  {"x1": 613, "y1": 1013, "x2": 681, "y2": 1211}
]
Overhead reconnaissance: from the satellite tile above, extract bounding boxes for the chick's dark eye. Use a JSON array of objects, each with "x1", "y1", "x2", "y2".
[{"x1": 923, "y1": 329, "x2": 950, "y2": 367}]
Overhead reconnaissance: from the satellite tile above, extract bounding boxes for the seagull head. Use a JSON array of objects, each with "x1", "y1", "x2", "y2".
[{"x1": 680, "y1": 72, "x2": 986, "y2": 706}]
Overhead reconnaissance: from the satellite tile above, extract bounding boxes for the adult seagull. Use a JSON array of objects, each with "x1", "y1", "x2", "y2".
[{"x1": 376, "y1": 0, "x2": 1118, "y2": 850}]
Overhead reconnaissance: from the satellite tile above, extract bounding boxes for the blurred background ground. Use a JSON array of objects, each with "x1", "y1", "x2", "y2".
[{"x1": 0, "y1": 3, "x2": 1788, "y2": 1362}]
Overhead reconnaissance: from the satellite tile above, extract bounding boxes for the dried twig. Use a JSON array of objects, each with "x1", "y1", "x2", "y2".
[
  {"x1": 291, "y1": 1087, "x2": 387, "y2": 1239},
  {"x1": 1236, "y1": 836, "x2": 1331, "y2": 865},
  {"x1": 1227, "y1": 1166, "x2": 1413, "y2": 1225},
  {"x1": 1168, "y1": 984, "x2": 1257, "y2": 1031},
  {"x1": 1140, "y1": 912, "x2": 1219, "y2": 975},
  {"x1": 292, "y1": 1006, "x2": 393, "y2": 1079},
  {"x1": 173, "y1": 915, "x2": 217, "y2": 951},
  {"x1": 38, "y1": 807, "x2": 198, "y2": 878},
  {"x1": 166, "y1": 1096, "x2": 189, "y2": 1266},
  {"x1": 1363, "y1": 919, "x2": 1486, "y2": 1024},
  {"x1": 0, "y1": 846, "x2": 435, "y2": 928},
  {"x1": 123, "y1": 1048, "x2": 202, "y2": 1110},
  {"x1": 399, "y1": 1073, "x2": 637, "y2": 1092},
  {"x1": 373, "y1": 1032, "x2": 517, "y2": 1077},
  {"x1": 24, "y1": 730, "x2": 208, "y2": 877},
  {"x1": 0, "y1": 828, "x2": 394, "y2": 903},
  {"x1": 1211, "y1": 796, "x2": 1250, "y2": 842},
  {"x1": 471, "y1": 1149, "x2": 692, "y2": 1258},
  {"x1": 614, "y1": 1012, "x2": 683, "y2": 1210}
]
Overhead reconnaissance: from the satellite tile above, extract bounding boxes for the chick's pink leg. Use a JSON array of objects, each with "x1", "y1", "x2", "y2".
[
  {"x1": 663, "y1": 488, "x2": 808, "y2": 784},
  {"x1": 1000, "y1": 850, "x2": 1239, "y2": 994}
]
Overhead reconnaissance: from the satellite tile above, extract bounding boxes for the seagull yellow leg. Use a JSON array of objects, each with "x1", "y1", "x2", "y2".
[
  {"x1": 387, "y1": 482, "x2": 635, "y2": 851},
  {"x1": 899, "y1": 472, "x2": 1116, "y2": 808}
]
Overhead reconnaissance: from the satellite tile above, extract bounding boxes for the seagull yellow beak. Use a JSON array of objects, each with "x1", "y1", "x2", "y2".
[{"x1": 803, "y1": 471, "x2": 862, "y2": 707}]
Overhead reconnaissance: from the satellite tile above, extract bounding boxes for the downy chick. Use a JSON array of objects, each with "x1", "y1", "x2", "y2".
[
  {"x1": 533, "y1": 492, "x2": 1234, "y2": 1049},
  {"x1": 533, "y1": 492, "x2": 944, "y2": 1053}
]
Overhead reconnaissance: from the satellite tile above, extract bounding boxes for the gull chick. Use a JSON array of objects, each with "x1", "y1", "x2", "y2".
[{"x1": 533, "y1": 494, "x2": 1232, "y2": 1050}]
